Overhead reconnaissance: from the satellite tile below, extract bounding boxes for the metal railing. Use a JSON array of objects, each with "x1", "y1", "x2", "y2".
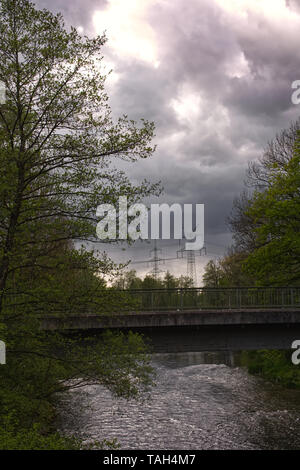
[{"x1": 120, "y1": 287, "x2": 300, "y2": 312}]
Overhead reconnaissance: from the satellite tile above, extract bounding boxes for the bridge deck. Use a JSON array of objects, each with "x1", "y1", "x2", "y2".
[{"x1": 42, "y1": 308, "x2": 300, "y2": 331}]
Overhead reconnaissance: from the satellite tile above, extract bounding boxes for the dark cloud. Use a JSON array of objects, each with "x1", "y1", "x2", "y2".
[
  {"x1": 225, "y1": 77, "x2": 293, "y2": 117},
  {"x1": 31, "y1": 0, "x2": 300, "y2": 278},
  {"x1": 107, "y1": 57, "x2": 180, "y2": 133}
]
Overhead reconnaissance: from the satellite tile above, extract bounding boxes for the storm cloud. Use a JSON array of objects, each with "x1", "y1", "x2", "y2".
[{"x1": 34, "y1": 0, "x2": 300, "y2": 280}]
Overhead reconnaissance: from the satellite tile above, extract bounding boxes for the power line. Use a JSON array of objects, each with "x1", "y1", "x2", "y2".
[{"x1": 128, "y1": 241, "x2": 218, "y2": 287}]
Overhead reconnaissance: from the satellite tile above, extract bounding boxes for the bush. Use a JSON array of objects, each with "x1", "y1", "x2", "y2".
[{"x1": 242, "y1": 350, "x2": 300, "y2": 388}]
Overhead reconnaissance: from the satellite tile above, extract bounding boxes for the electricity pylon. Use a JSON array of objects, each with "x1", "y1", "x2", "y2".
[
  {"x1": 186, "y1": 249, "x2": 197, "y2": 286},
  {"x1": 148, "y1": 240, "x2": 164, "y2": 279},
  {"x1": 177, "y1": 241, "x2": 206, "y2": 287}
]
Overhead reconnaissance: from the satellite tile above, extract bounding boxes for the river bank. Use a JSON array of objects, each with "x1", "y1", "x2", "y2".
[{"x1": 241, "y1": 350, "x2": 300, "y2": 389}]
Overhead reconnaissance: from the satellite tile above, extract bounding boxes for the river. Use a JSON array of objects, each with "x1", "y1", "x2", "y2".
[{"x1": 59, "y1": 351, "x2": 300, "y2": 450}]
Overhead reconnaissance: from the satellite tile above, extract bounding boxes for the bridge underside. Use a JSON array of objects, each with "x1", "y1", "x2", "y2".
[
  {"x1": 70, "y1": 324, "x2": 300, "y2": 352},
  {"x1": 44, "y1": 309, "x2": 300, "y2": 352}
]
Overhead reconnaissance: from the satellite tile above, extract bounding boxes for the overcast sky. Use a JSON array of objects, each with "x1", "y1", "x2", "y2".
[{"x1": 35, "y1": 0, "x2": 300, "y2": 282}]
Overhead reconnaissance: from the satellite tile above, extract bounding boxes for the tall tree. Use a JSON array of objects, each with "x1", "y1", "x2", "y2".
[
  {"x1": 0, "y1": 0, "x2": 159, "y2": 446},
  {"x1": 228, "y1": 120, "x2": 300, "y2": 253},
  {"x1": 202, "y1": 260, "x2": 222, "y2": 287},
  {"x1": 0, "y1": 0, "x2": 159, "y2": 310},
  {"x1": 244, "y1": 133, "x2": 300, "y2": 285}
]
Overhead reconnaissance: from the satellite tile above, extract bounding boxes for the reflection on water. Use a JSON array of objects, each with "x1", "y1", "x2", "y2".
[
  {"x1": 59, "y1": 351, "x2": 300, "y2": 450},
  {"x1": 153, "y1": 351, "x2": 241, "y2": 368}
]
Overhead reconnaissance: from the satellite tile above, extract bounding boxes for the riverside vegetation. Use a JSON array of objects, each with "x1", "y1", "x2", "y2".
[{"x1": 203, "y1": 121, "x2": 300, "y2": 389}]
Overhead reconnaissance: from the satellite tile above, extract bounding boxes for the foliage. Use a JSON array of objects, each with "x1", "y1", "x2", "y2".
[
  {"x1": 0, "y1": 0, "x2": 159, "y2": 448},
  {"x1": 0, "y1": 0, "x2": 160, "y2": 307},
  {"x1": 202, "y1": 260, "x2": 222, "y2": 287},
  {"x1": 202, "y1": 251, "x2": 254, "y2": 287},
  {"x1": 243, "y1": 133, "x2": 300, "y2": 285},
  {"x1": 113, "y1": 270, "x2": 194, "y2": 290},
  {"x1": 241, "y1": 350, "x2": 300, "y2": 389},
  {"x1": 0, "y1": 416, "x2": 121, "y2": 449},
  {"x1": 0, "y1": 418, "x2": 81, "y2": 450},
  {"x1": 221, "y1": 124, "x2": 300, "y2": 389},
  {"x1": 211, "y1": 122, "x2": 300, "y2": 287},
  {"x1": 111, "y1": 271, "x2": 196, "y2": 311},
  {"x1": 228, "y1": 119, "x2": 300, "y2": 253}
]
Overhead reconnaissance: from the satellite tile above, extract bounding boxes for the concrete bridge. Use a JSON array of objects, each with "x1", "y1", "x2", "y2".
[{"x1": 42, "y1": 287, "x2": 300, "y2": 352}]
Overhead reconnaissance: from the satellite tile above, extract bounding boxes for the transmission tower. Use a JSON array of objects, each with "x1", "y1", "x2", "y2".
[
  {"x1": 148, "y1": 240, "x2": 164, "y2": 279},
  {"x1": 186, "y1": 250, "x2": 197, "y2": 286},
  {"x1": 130, "y1": 239, "x2": 208, "y2": 285},
  {"x1": 177, "y1": 241, "x2": 206, "y2": 287}
]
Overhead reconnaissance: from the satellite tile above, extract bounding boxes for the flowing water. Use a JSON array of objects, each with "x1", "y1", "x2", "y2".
[{"x1": 59, "y1": 351, "x2": 300, "y2": 450}]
